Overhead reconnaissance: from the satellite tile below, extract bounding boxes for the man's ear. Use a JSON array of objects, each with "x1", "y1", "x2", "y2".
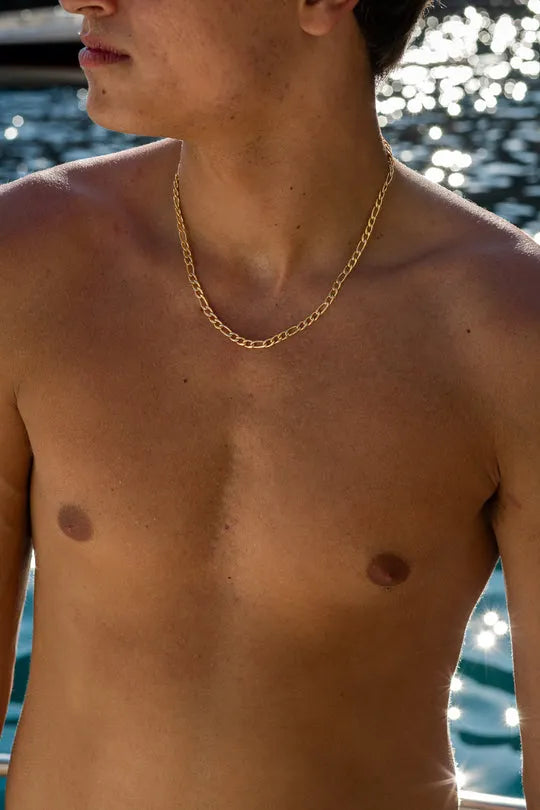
[{"x1": 298, "y1": 0, "x2": 359, "y2": 36}]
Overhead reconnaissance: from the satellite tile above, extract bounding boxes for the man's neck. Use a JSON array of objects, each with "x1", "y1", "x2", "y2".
[{"x1": 172, "y1": 90, "x2": 397, "y2": 295}]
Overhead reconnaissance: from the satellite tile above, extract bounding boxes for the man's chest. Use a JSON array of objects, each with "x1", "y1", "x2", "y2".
[{"x1": 15, "y1": 242, "x2": 500, "y2": 620}]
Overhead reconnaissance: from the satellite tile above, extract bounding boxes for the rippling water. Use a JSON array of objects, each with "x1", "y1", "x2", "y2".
[{"x1": 0, "y1": 0, "x2": 539, "y2": 805}]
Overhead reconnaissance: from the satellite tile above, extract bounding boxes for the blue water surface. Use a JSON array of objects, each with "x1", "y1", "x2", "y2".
[{"x1": 0, "y1": 0, "x2": 538, "y2": 805}]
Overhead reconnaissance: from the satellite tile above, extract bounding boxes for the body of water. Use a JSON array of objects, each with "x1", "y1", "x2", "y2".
[{"x1": 0, "y1": 0, "x2": 538, "y2": 805}]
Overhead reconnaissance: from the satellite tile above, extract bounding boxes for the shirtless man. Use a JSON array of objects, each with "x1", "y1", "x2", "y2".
[{"x1": 1, "y1": 0, "x2": 540, "y2": 805}]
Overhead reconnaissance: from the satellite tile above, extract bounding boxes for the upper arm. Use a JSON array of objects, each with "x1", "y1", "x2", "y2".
[
  {"x1": 486, "y1": 238, "x2": 540, "y2": 805},
  {"x1": 0, "y1": 373, "x2": 32, "y2": 734},
  {"x1": 0, "y1": 178, "x2": 36, "y2": 733}
]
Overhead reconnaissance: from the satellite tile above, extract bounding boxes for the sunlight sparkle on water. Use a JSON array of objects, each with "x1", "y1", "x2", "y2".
[
  {"x1": 448, "y1": 172, "x2": 466, "y2": 186},
  {"x1": 483, "y1": 611, "x2": 499, "y2": 626},
  {"x1": 455, "y1": 767, "x2": 467, "y2": 790},
  {"x1": 505, "y1": 707, "x2": 520, "y2": 728},
  {"x1": 476, "y1": 630, "x2": 497, "y2": 649},
  {"x1": 373, "y1": 0, "x2": 540, "y2": 237},
  {"x1": 450, "y1": 676, "x2": 463, "y2": 692},
  {"x1": 424, "y1": 166, "x2": 446, "y2": 183},
  {"x1": 493, "y1": 620, "x2": 509, "y2": 636}
]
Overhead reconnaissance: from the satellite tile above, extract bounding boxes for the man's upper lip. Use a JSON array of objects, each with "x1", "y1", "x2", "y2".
[{"x1": 80, "y1": 35, "x2": 128, "y2": 56}]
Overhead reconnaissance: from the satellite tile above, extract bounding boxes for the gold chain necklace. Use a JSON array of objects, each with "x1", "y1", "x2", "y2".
[{"x1": 172, "y1": 136, "x2": 395, "y2": 349}]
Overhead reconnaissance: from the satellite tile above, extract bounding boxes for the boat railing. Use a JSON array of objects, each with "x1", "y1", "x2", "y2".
[{"x1": 0, "y1": 754, "x2": 527, "y2": 808}]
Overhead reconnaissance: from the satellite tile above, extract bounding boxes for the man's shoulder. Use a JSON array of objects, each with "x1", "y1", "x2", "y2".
[
  {"x1": 433, "y1": 187, "x2": 540, "y2": 338},
  {"x1": 0, "y1": 137, "x2": 178, "y2": 225},
  {"x1": 8, "y1": 133, "x2": 173, "y2": 179},
  {"x1": 397, "y1": 162, "x2": 540, "y2": 368},
  {"x1": 0, "y1": 138, "x2": 179, "y2": 389},
  {"x1": 435, "y1": 185, "x2": 540, "y2": 429},
  {"x1": 396, "y1": 159, "x2": 531, "y2": 254},
  {"x1": 395, "y1": 160, "x2": 538, "y2": 289},
  {"x1": 0, "y1": 138, "x2": 179, "y2": 267}
]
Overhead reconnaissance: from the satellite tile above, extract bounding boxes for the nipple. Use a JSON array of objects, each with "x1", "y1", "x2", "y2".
[
  {"x1": 366, "y1": 552, "x2": 410, "y2": 587},
  {"x1": 57, "y1": 503, "x2": 93, "y2": 542}
]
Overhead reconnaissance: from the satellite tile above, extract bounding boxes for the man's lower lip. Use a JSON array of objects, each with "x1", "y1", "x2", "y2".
[{"x1": 78, "y1": 47, "x2": 130, "y2": 67}]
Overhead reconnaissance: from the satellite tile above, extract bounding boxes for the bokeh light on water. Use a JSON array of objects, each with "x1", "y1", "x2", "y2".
[{"x1": 373, "y1": 0, "x2": 539, "y2": 241}]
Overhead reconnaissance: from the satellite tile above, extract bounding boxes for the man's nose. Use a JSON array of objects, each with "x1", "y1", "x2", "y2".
[{"x1": 58, "y1": 0, "x2": 113, "y2": 15}]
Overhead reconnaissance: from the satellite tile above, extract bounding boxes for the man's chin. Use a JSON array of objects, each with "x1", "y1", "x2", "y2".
[
  {"x1": 82, "y1": 90, "x2": 179, "y2": 140},
  {"x1": 82, "y1": 104, "x2": 146, "y2": 138}
]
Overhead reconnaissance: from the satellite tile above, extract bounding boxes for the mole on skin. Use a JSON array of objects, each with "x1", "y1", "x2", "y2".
[
  {"x1": 57, "y1": 504, "x2": 93, "y2": 542},
  {"x1": 366, "y1": 552, "x2": 411, "y2": 587}
]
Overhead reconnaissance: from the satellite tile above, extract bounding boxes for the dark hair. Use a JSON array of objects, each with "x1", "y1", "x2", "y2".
[{"x1": 353, "y1": 0, "x2": 439, "y2": 84}]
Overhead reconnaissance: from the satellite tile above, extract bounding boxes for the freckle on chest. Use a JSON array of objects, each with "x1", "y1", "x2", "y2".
[
  {"x1": 366, "y1": 552, "x2": 411, "y2": 587},
  {"x1": 57, "y1": 504, "x2": 93, "y2": 541}
]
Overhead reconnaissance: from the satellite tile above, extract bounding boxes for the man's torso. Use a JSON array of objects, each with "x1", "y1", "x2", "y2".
[{"x1": 5, "y1": 138, "x2": 521, "y2": 809}]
